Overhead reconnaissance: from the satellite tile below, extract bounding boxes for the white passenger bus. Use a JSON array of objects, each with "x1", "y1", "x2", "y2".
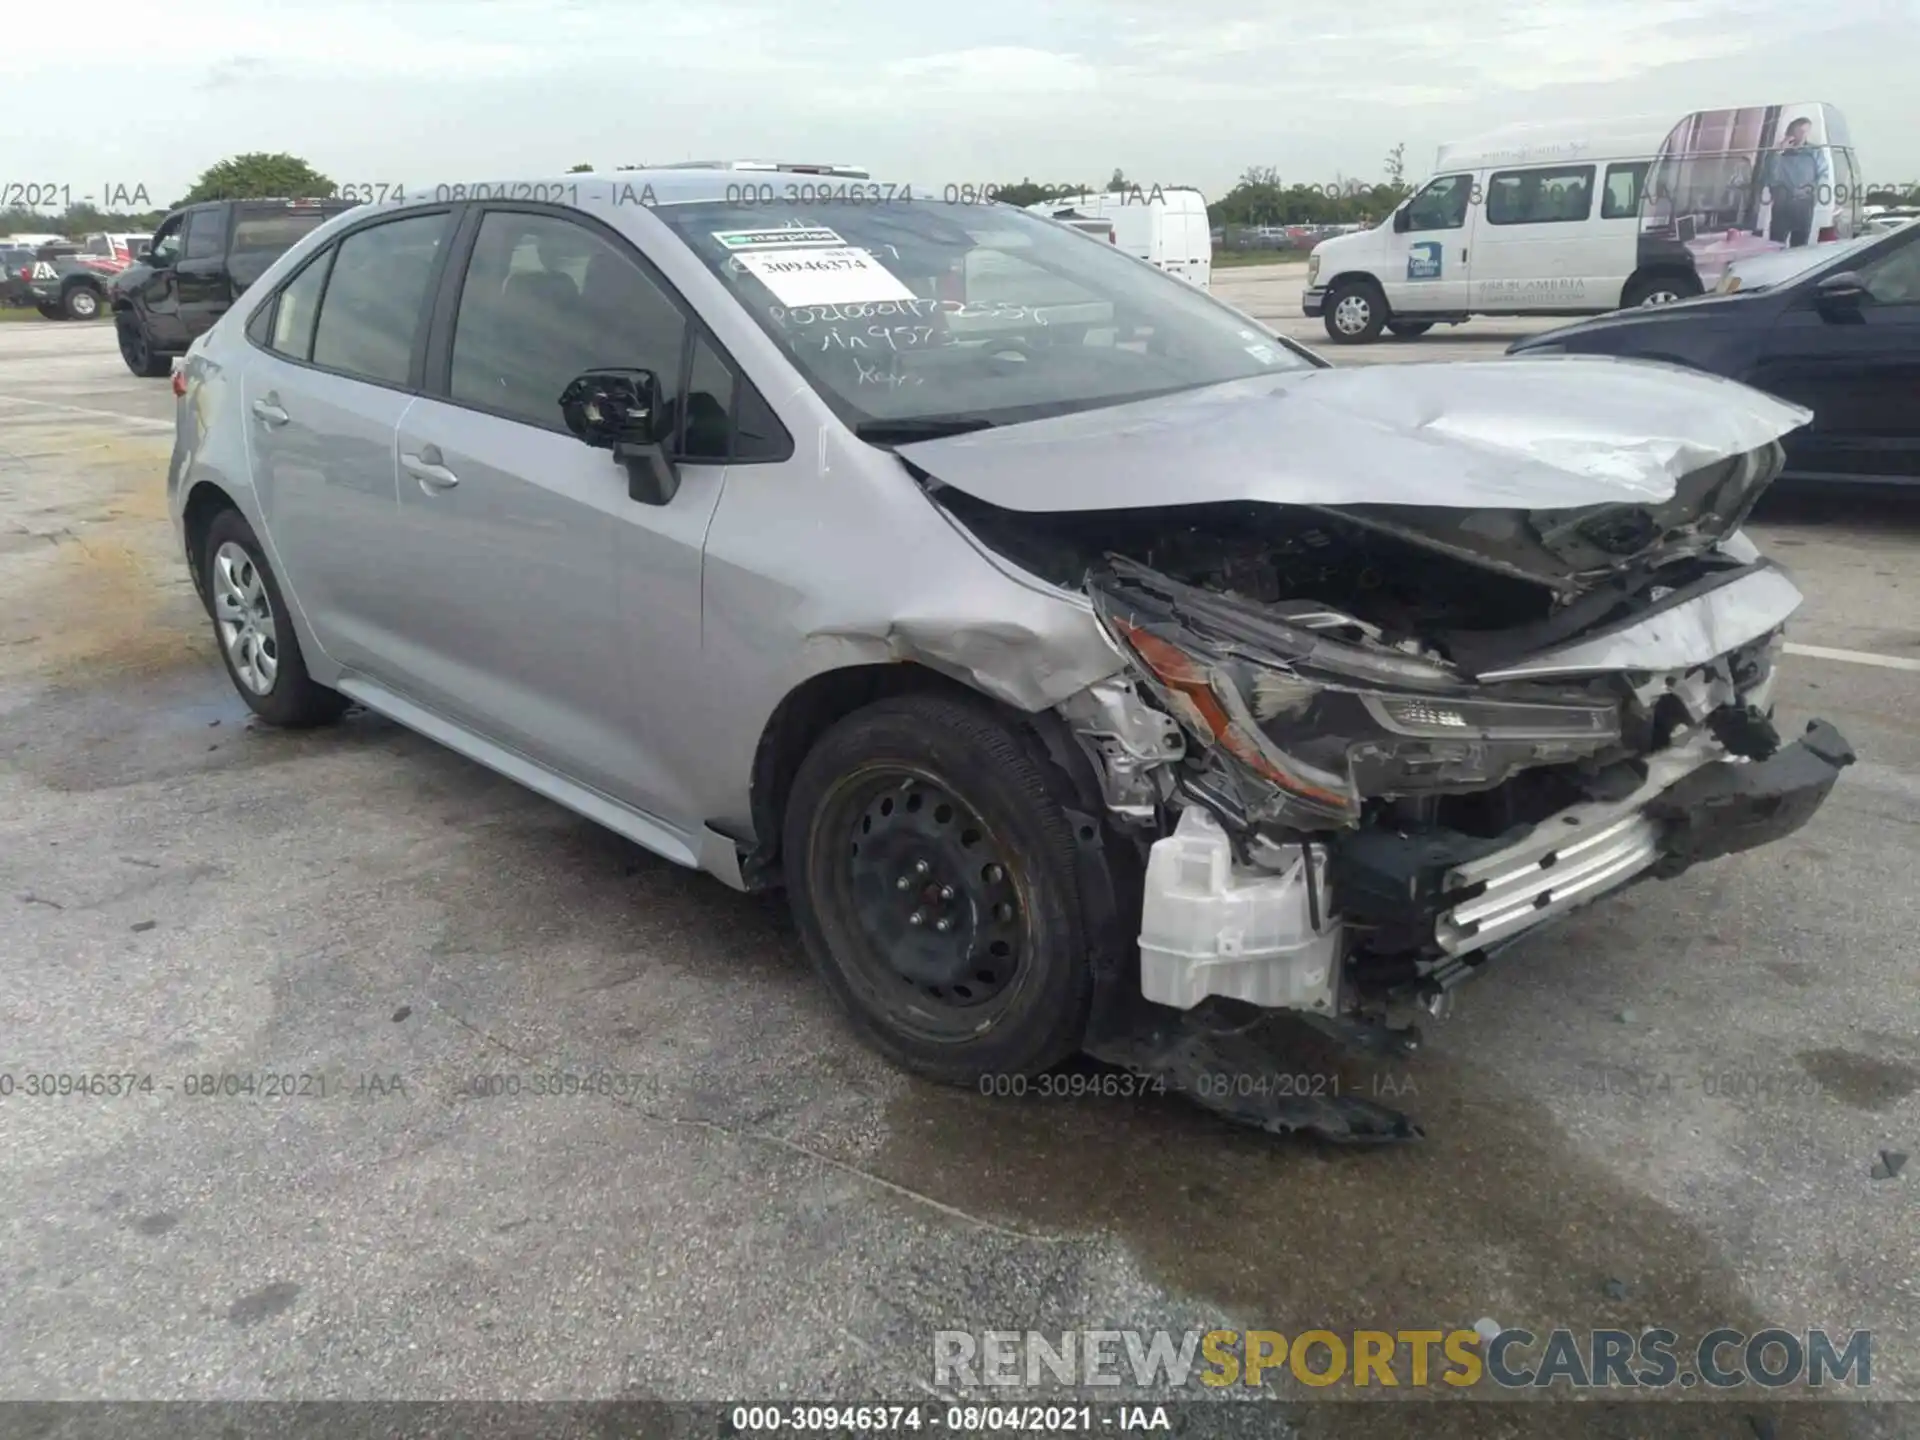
[{"x1": 1302, "y1": 102, "x2": 1859, "y2": 343}]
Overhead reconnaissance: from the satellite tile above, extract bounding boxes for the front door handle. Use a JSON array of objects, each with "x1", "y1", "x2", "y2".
[
  {"x1": 401, "y1": 452, "x2": 459, "y2": 490},
  {"x1": 251, "y1": 398, "x2": 288, "y2": 427}
]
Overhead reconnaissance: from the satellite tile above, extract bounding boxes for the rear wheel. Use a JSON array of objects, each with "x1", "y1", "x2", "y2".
[
  {"x1": 203, "y1": 509, "x2": 347, "y2": 728},
  {"x1": 1622, "y1": 273, "x2": 1701, "y2": 309},
  {"x1": 1324, "y1": 279, "x2": 1387, "y2": 344},
  {"x1": 117, "y1": 313, "x2": 169, "y2": 377},
  {"x1": 783, "y1": 694, "x2": 1094, "y2": 1084},
  {"x1": 62, "y1": 285, "x2": 101, "y2": 321},
  {"x1": 1387, "y1": 320, "x2": 1433, "y2": 338}
]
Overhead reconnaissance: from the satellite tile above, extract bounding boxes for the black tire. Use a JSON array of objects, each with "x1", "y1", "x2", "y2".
[
  {"x1": 1387, "y1": 320, "x2": 1433, "y2": 338},
  {"x1": 1621, "y1": 272, "x2": 1701, "y2": 309},
  {"x1": 36, "y1": 303, "x2": 62, "y2": 321},
  {"x1": 783, "y1": 694, "x2": 1094, "y2": 1085},
  {"x1": 1323, "y1": 278, "x2": 1387, "y2": 344},
  {"x1": 117, "y1": 313, "x2": 169, "y2": 377},
  {"x1": 62, "y1": 284, "x2": 102, "y2": 321},
  {"x1": 202, "y1": 509, "x2": 347, "y2": 728}
]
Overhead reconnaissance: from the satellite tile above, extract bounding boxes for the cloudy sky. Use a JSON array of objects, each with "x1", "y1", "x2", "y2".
[{"x1": 3, "y1": 0, "x2": 1915, "y2": 206}]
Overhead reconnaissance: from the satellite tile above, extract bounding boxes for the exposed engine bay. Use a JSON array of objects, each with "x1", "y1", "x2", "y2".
[{"x1": 925, "y1": 453, "x2": 1855, "y2": 1095}]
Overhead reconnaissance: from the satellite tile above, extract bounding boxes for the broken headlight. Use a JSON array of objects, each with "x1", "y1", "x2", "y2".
[{"x1": 1093, "y1": 563, "x2": 1621, "y2": 828}]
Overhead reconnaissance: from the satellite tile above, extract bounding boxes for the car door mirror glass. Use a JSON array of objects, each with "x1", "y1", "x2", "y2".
[
  {"x1": 560, "y1": 368, "x2": 662, "y2": 448},
  {"x1": 1813, "y1": 270, "x2": 1868, "y2": 316}
]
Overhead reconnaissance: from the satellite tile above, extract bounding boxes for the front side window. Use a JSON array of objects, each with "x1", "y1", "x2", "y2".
[
  {"x1": 653, "y1": 199, "x2": 1313, "y2": 435},
  {"x1": 1404, "y1": 175, "x2": 1472, "y2": 231},
  {"x1": 1602, "y1": 163, "x2": 1647, "y2": 220},
  {"x1": 1858, "y1": 231, "x2": 1920, "y2": 304},
  {"x1": 310, "y1": 212, "x2": 450, "y2": 386},
  {"x1": 1486, "y1": 166, "x2": 1595, "y2": 225},
  {"x1": 449, "y1": 211, "x2": 687, "y2": 431},
  {"x1": 183, "y1": 209, "x2": 224, "y2": 260},
  {"x1": 269, "y1": 249, "x2": 334, "y2": 361},
  {"x1": 149, "y1": 216, "x2": 185, "y2": 265}
]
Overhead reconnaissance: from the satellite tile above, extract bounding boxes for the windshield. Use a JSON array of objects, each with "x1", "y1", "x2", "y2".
[{"x1": 653, "y1": 200, "x2": 1311, "y2": 433}]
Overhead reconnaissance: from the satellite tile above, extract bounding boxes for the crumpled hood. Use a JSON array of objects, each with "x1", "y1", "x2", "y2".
[{"x1": 896, "y1": 357, "x2": 1810, "y2": 514}]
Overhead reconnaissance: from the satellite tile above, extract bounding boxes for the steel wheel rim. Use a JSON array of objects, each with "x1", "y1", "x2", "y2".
[
  {"x1": 1333, "y1": 293, "x2": 1372, "y2": 334},
  {"x1": 70, "y1": 291, "x2": 98, "y2": 318},
  {"x1": 815, "y1": 763, "x2": 1035, "y2": 1041},
  {"x1": 212, "y1": 540, "x2": 278, "y2": 695}
]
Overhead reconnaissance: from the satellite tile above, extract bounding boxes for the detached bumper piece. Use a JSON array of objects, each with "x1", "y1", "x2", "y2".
[
  {"x1": 1335, "y1": 718, "x2": 1854, "y2": 970},
  {"x1": 1646, "y1": 718, "x2": 1854, "y2": 871}
]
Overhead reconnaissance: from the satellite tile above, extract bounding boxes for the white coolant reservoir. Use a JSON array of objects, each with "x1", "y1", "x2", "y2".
[{"x1": 1137, "y1": 806, "x2": 1343, "y2": 1012}]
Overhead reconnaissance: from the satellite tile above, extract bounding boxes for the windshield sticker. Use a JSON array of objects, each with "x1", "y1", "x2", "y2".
[
  {"x1": 712, "y1": 226, "x2": 845, "y2": 251},
  {"x1": 736, "y1": 246, "x2": 917, "y2": 307},
  {"x1": 1407, "y1": 241, "x2": 1443, "y2": 280}
]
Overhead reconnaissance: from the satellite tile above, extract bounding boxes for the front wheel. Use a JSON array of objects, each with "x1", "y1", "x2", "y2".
[
  {"x1": 62, "y1": 285, "x2": 102, "y2": 321},
  {"x1": 202, "y1": 509, "x2": 348, "y2": 728},
  {"x1": 783, "y1": 694, "x2": 1094, "y2": 1084},
  {"x1": 117, "y1": 313, "x2": 169, "y2": 377},
  {"x1": 1323, "y1": 280, "x2": 1387, "y2": 344}
]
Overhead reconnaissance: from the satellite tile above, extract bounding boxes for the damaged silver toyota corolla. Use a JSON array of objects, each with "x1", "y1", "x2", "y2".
[{"x1": 168, "y1": 176, "x2": 1852, "y2": 1139}]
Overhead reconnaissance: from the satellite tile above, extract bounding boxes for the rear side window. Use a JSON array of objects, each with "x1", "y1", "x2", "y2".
[
  {"x1": 310, "y1": 213, "x2": 450, "y2": 386},
  {"x1": 269, "y1": 249, "x2": 334, "y2": 361},
  {"x1": 183, "y1": 209, "x2": 224, "y2": 260},
  {"x1": 1602, "y1": 163, "x2": 1648, "y2": 220},
  {"x1": 234, "y1": 211, "x2": 332, "y2": 256},
  {"x1": 1487, "y1": 165, "x2": 1595, "y2": 225},
  {"x1": 448, "y1": 211, "x2": 686, "y2": 431}
]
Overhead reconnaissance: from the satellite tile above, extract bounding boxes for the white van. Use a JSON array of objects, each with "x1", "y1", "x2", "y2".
[
  {"x1": 1027, "y1": 187, "x2": 1213, "y2": 290},
  {"x1": 1303, "y1": 103, "x2": 1859, "y2": 343}
]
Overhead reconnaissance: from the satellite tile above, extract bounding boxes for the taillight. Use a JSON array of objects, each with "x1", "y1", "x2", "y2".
[
  {"x1": 171, "y1": 367, "x2": 187, "y2": 398},
  {"x1": 1817, "y1": 226, "x2": 1838, "y2": 243},
  {"x1": 16, "y1": 267, "x2": 28, "y2": 282}
]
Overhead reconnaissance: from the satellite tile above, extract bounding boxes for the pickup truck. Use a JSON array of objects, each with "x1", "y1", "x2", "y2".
[
  {"x1": 110, "y1": 197, "x2": 355, "y2": 376},
  {"x1": 19, "y1": 242, "x2": 124, "y2": 320}
]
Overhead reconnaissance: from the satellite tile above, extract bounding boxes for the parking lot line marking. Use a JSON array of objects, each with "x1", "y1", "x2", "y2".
[
  {"x1": 0, "y1": 395, "x2": 173, "y2": 431},
  {"x1": 1784, "y1": 642, "x2": 1920, "y2": 673}
]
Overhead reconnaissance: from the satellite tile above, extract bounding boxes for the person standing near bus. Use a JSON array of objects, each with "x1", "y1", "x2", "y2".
[{"x1": 1759, "y1": 116, "x2": 1831, "y2": 247}]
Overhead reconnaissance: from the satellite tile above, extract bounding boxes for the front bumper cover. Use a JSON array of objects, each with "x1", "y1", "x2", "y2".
[{"x1": 1301, "y1": 285, "x2": 1329, "y2": 316}]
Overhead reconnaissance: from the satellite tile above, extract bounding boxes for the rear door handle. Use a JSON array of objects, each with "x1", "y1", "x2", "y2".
[
  {"x1": 251, "y1": 398, "x2": 288, "y2": 427},
  {"x1": 401, "y1": 452, "x2": 459, "y2": 489}
]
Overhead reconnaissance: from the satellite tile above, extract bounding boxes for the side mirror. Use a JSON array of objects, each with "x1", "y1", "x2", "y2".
[
  {"x1": 1804, "y1": 270, "x2": 1866, "y2": 318},
  {"x1": 559, "y1": 367, "x2": 679, "y2": 505},
  {"x1": 1392, "y1": 208, "x2": 1411, "y2": 234}
]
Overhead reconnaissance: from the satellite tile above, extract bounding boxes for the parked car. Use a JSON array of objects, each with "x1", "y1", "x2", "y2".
[
  {"x1": 21, "y1": 242, "x2": 121, "y2": 319},
  {"x1": 165, "y1": 174, "x2": 1851, "y2": 1130},
  {"x1": 1509, "y1": 212, "x2": 1920, "y2": 484},
  {"x1": 111, "y1": 197, "x2": 357, "y2": 376},
  {"x1": 1, "y1": 246, "x2": 39, "y2": 308}
]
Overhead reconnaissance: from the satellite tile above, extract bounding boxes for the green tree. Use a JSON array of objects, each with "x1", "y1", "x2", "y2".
[
  {"x1": 990, "y1": 178, "x2": 1086, "y2": 207},
  {"x1": 1384, "y1": 142, "x2": 1408, "y2": 195},
  {"x1": 176, "y1": 152, "x2": 337, "y2": 205},
  {"x1": 567, "y1": 162, "x2": 595, "y2": 173},
  {"x1": 1104, "y1": 167, "x2": 1130, "y2": 193}
]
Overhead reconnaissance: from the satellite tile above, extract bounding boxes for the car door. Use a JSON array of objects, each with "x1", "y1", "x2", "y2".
[
  {"x1": 135, "y1": 213, "x2": 188, "y2": 346},
  {"x1": 380, "y1": 205, "x2": 729, "y2": 821},
  {"x1": 1381, "y1": 172, "x2": 1473, "y2": 313},
  {"x1": 241, "y1": 209, "x2": 456, "y2": 669},
  {"x1": 1746, "y1": 228, "x2": 1920, "y2": 482},
  {"x1": 1468, "y1": 163, "x2": 1598, "y2": 311},
  {"x1": 176, "y1": 207, "x2": 229, "y2": 337}
]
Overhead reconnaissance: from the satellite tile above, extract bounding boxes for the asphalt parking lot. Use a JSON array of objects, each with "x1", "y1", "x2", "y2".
[{"x1": 2, "y1": 296, "x2": 1917, "y2": 1434}]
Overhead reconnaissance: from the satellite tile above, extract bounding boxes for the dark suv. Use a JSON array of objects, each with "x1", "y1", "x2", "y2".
[{"x1": 111, "y1": 197, "x2": 356, "y2": 376}]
